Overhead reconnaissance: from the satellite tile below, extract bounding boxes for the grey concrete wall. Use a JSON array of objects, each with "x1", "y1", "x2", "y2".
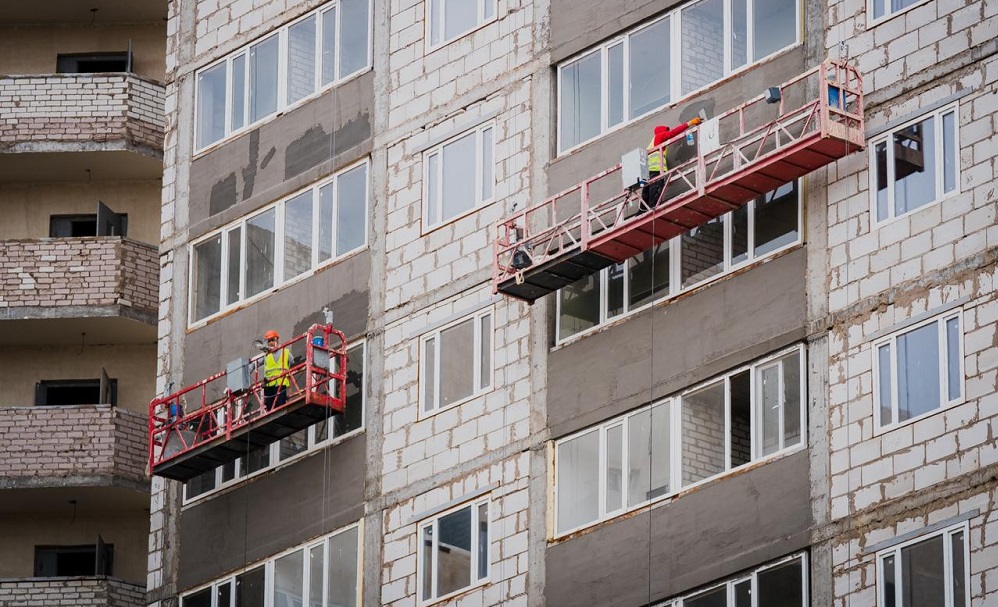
[
  {"x1": 177, "y1": 433, "x2": 366, "y2": 591},
  {"x1": 547, "y1": 247, "x2": 806, "y2": 439},
  {"x1": 188, "y1": 70, "x2": 374, "y2": 239},
  {"x1": 545, "y1": 449, "x2": 811, "y2": 605}
]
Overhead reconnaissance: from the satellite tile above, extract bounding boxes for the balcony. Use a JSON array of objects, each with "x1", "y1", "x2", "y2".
[{"x1": 0, "y1": 578, "x2": 144, "y2": 607}]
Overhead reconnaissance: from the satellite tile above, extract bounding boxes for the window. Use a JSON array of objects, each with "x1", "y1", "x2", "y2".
[
  {"x1": 423, "y1": 123, "x2": 495, "y2": 229},
  {"x1": 871, "y1": 105, "x2": 958, "y2": 223},
  {"x1": 35, "y1": 378, "x2": 117, "y2": 406},
  {"x1": 427, "y1": 0, "x2": 497, "y2": 48},
  {"x1": 557, "y1": 0, "x2": 799, "y2": 152},
  {"x1": 190, "y1": 160, "x2": 368, "y2": 325},
  {"x1": 57, "y1": 52, "x2": 130, "y2": 73},
  {"x1": 34, "y1": 543, "x2": 114, "y2": 577},
  {"x1": 874, "y1": 311, "x2": 963, "y2": 431},
  {"x1": 184, "y1": 341, "x2": 366, "y2": 501},
  {"x1": 870, "y1": 0, "x2": 929, "y2": 22},
  {"x1": 195, "y1": 0, "x2": 371, "y2": 151},
  {"x1": 557, "y1": 182, "x2": 799, "y2": 342},
  {"x1": 418, "y1": 498, "x2": 490, "y2": 603},
  {"x1": 50, "y1": 203, "x2": 128, "y2": 237},
  {"x1": 181, "y1": 524, "x2": 361, "y2": 607},
  {"x1": 877, "y1": 523, "x2": 969, "y2": 607},
  {"x1": 420, "y1": 308, "x2": 493, "y2": 414},
  {"x1": 555, "y1": 346, "x2": 804, "y2": 534},
  {"x1": 657, "y1": 553, "x2": 807, "y2": 606}
]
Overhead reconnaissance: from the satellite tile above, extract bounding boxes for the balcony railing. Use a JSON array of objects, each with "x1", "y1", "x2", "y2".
[
  {"x1": 0, "y1": 578, "x2": 144, "y2": 607},
  {"x1": 0, "y1": 237, "x2": 158, "y2": 323},
  {"x1": 0, "y1": 405, "x2": 148, "y2": 489},
  {"x1": 0, "y1": 74, "x2": 165, "y2": 154}
]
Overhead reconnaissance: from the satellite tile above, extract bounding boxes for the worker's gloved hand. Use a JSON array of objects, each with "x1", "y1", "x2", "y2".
[{"x1": 688, "y1": 117, "x2": 703, "y2": 126}]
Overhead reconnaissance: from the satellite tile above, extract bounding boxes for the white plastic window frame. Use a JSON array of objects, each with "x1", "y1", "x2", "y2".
[
  {"x1": 422, "y1": 121, "x2": 496, "y2": 232},
  {"x1": 554, "y1": 181, "x2": 802, "y2": 344},
  {"x1": 193, "y1": 0, "x2": 373, "y2": 154},
  {"x1": 419, "y1": 307, "x2": 494, "y2": 417},
  {"x1": 555, "y1": 0, "x2": 801, "y2": 154},
  {"x1": 179, "y1": 520, "x2": 364, "y2": 607},
  {"x1": 867, "y1": 0, "x2": 933, "y2": 25},
  {"x1": 869, "y1": 103, "x2": 960, "y2": 225},
  {"x1": 876, "y1": 522, "x2": 970, "y2": 607},
  {"x1": 425, "y1": 0, "x2": 498, "y2": 50},
  {"x1": 187, "y1": 158, "x2": 369, "y2": 328},
  {"x1": 416, "y1": 496, "x2": 491, "y2": 605},
  {"x1": 553, "y1": 344, "x2": 806, "y2": 537},
  {"x1": 872, "y1": 310, "x2": 964, "y2": 434},
  {"x1": 181, "y1": 340, "x2": 367, "y2": 504},
  {"x1": 656, "y1": 552, "x2": 808, "y2": 606}
]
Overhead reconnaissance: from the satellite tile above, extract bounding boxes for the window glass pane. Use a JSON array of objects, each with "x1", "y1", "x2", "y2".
[
  {"x1": 879, "y1": 344, "x2": 894, "y2": 425},
  {"x1": 249, "y1": 35, "x2": 279, "y2": 122},
  {"x1": 873, "y1": 0, "x2": 885, "y2": 19},
  {"x1": 754, "y1": 181, "x2": 799, "y2": 257},
  {"x1": 477, "y1": 503, "x2": 489, "y2": 580},
  {"x1": 340, "y1": 0, "x2": 369, "y2": 76},
  {"x1": 217, "y1": 582, "x2": 232, "y2": 607},
  {"x1": 273, "y1": 549, "x2": 304, "y2": 607},
  {"x1": 427, "y1": 153, "x2": 439, "y2": 226},
  {"x1": 221, "y1": 460, "x2": 236, "y2": 482},
  {"x1": 321, "y1": 7, "x2": 337, "y2": 85},
  {"x1": 246, "y1": 209, "x2": 276, "y2": 297},
  {"x1": 424, "y1": 337, "x2": 436, "y2": 412},
  {"x1": 559, "y1": 273, "x2": 600, "y2": 339},
  {"x1": 900, "y1": 534, "x2": 945, "y2": 607},
  {"x1": 759, "y1": 363, "x2": 781, "y2": 457},
  {"x1": 336, "y1": 164, "x2": 367, "y2": 255},
  {"x1": 444, "y1": 0, "x2": 477, "y2": 41},
  {"x1": 882, "y1": 554, "x2": 897, "y2": 607},
  {"x1": 627, "y1": 403, "x2": 671, "y2": 507},
  {"x1": 559, "y1": 52, "x2": 601, "y2": 151},
  {"x1": 481, "y1": 127, "x2": 493, "y2": 202},
  {"x1": 288, "y1": 16, "x2": 317, "y2": 104},
  {"x1": 753, "y1": 0, "x2": 795, "y2": 59},
  {"x1": 429, "y1": 0, "x2": 442, "y2": 46},
  {"x1": 231, "y1": 54, "x2": 246, "y2": 131},
  {"x1": 441, "y1": 132, "x2": 478, "y2": 222},
  {"x1": 284, "y1": 191, "x2": 314, "y2": 281},
  {"x1": 309, "y1": 544, "x2": 323, "y2": 607},
  {"x1": 952, "y1": 530, "x2": 966, "y2": 607},
  {"x1": 607, "y1": 43, "x2": 624, "y2": 127},
  {"x1": 942, "y1": 111, "x2": 956, "y2": 193},
  {"x1": 757, "y1": 557, "x2": 804, "y2": 606},
  {"x1": 606, "y1": 424, "x2": 623, "y2": 513},
  {"x1": 183, "y1": 588, "x2": 211, "y2": 607},
  {"x1": 783, "y1": 352, "x2": 801, "y2": 448},
  {"x1": 682, "y1": 0, "x2": 723, "y2": 95},
  {"x1": 194, "y1": 235, "x2": 222, "y2": 321},
  {"x1": 440, "y1": 318, "x2": 475, "y2": 406},
  {"x1": 197, "y1": 63, "x2": 227, "y2": 149},
  {"x1": 734, "y1": 579, "x2": 752, "y2": 607},
  {"x1": 318, "y1": 183, "x2": 334, "y2": 263},
  {"x1": 607, "y1": 263, "x2": 625, "y2": 318},
  {"x1": 682, "y1": 381, "x2": 726, "y2": 485},
  {"x1": 557, "y1": 431, "x2": 600, "y2": 532},
  {"x1": 480, "y1": 314, "x2": 491, "y2": 390},
  {"x1": 421, "y1": 524, "x2": 434, "y2": 600},
  {"x1": 318, "y1": 342, "x2": 365, "y2": 441},
  {"x1": 235, "y1": 565, "x2": 265, "y2": 607},
  {"x1": 185, "y1": 469, "x2": 216, "y2": 499},
  {"x1": 226, "y1": 227, "x2": 242, "y2": 305},
  {"x1": 946, "y1": 316, "x2": 961, "y2": 401},
  {"x1": 685, "y1": 586, "x2": 726, "y2": 607},
  {"x1": 629, "y1": 19, "x2": 671, "y2": 117},
  {"x1": 731, "y1": 0, "x2": 748, "y2": 69},
  {"x1": 629, "y1": 243, "x2": 670, "y2": 310},
  {"x1": 484, "y1": 0, "x2": 495, "y2": 20},
  {"x1": 731, "y1": 203, "x2": 749, "y2": 265},
  {"x1": 893, "y1": 117, "x2": 936, "y2": 217},
  {"x1": 875, "y1": 141, "x2": 889, "y2": 222},
  {"x1": 279, "y1": 428, "x2": 308, "y2": 460},
  {"x1": 437, "y1": 506, "x2": 473, "y2": 597},
  {"x1": 244, "y1": 444, "x2": 270, "y2": 474},
  {"x1": 897, "y1": 322, "x2": 941, "y2": 421},
  {"x1": 328, "y1": 527, "x2": 359, "y2": 607},
  {"x1": 729, "y1": 370, "x2": 751, "y2": 467},
  {"x1": 681, "y1": 217, "x2": 724, "y2": 288},
  {"x1": 891, "y1": 0, "x2": 921, "y2": 14}
]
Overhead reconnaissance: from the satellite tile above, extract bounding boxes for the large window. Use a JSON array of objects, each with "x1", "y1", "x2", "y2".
[
  {"x1": 195, "y1": 0, "x2": 371, "y2": 151},
  {"x1": 557, "y1": 0, "x2": 799, "y2": 152},
  {"x1": 181, "y1": 523, "x2": 361, "y2": 607},
  {"x1": 869, "y1": 0, "x2": 930, "y2": 22},
  {"x1": 190, "y1": 160, "x2": 368, "y2": 325},
  {"x1": 657, "y1": 553, "x2": 807, "y2": 606},
  {"x1": 418, "y1": 497, "x2": 490, "y2": 603},
  {"x1": 871, "y1": 104, "x2": 959, "y2": 224},
  {"x1": 184, "y1": 341, "x2": 366, "y2": 502},
  {"x1": 874, "y1": 311, "x2": 963, "y2": 431},
  {"x1": 427, "y1": 0, "x2": 497, "y2": 48},
  {"x1": 555, "y1": 346, "x2": 804, "y2": 535},
  {"x1": 423, "y1": 122, "x2": 495, "y2": 229},
  {"x1": 558, "y1": 182, "x2": 799, "y2": 342},
  {"x1": 420, "y1": 308, "x2": 493, "y2": 415},
  {"x1": 877, "y1": 523, "x2": 969, "y2": 607}
]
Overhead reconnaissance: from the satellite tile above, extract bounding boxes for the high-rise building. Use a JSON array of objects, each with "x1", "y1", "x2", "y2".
[
  {"x1": 0, "y1": 2, "x2": 166, "y2": 605},
  {"x1": 149, "y1": 0, "x2": 997, "y2": 605}
]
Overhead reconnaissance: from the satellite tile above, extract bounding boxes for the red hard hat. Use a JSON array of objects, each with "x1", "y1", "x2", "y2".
[{"x1": 264, "y1": 330, "x2": 280, "y2": 341}]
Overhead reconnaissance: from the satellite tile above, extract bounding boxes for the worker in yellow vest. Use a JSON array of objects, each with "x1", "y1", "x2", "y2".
[
  {"x1": 642, "y1": 118, "x2": 703, "y2": 209},
  {"x1": 262, "y1": 330, "x2": 292, "y2": 412}
]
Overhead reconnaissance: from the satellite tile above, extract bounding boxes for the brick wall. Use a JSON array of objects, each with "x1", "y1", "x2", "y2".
[
  {"x1": 0, "y1": 577, "x2": 145, "y2": 607},
  {"x1": 0, "y1": 74, "x2": 165, "y2": 151},
  {"x1": 0, "y1": 405, "x2": 149, "y2": 487},
  {"x1": 0, "y1": 238, "x2": 158, "y2": 317}
]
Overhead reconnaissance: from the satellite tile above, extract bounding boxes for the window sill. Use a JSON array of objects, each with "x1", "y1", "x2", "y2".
[
  {"x1": 873, "y1": 398, "x2": 967, "y2": 438},
  {"x1": 423, "y1": 15, "x2": 499, "y2": 56},
  {"x1": 421, "y1": 197, "x2": 498, "y2": 237},
  {"x1": 418, "y1": 387, "x2": 494, "y2": 422},
  {"x1": 421, "y1": 579, "x2": 491, "y2": 607},
  {"x1": 870, "y1": 188, "x2": 962, "y2": 229}
]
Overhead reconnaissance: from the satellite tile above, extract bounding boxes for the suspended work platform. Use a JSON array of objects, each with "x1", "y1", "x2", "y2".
[
  {"x1": 148, "y1": 324, "x2": 348, "y2": 481},
  {"x1": 493, "y1": 60, "x2": 865, "y2": 302}
]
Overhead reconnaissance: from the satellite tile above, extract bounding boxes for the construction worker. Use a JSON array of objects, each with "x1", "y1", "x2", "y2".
[
  {"x1": 642, "y1": 118, "x2": 703, "y2": 209},
  {"x1": 262, "y1": 330, "x2": 292, "y2": 412}
]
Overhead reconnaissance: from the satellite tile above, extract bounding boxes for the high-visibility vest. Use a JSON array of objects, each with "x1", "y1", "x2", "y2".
[
  {"x1": 647, "y1": 138, "x2": 668, "y2": 173},
  {"x1": 264, "y1": 348, "x2": 292, "y2": 387}
]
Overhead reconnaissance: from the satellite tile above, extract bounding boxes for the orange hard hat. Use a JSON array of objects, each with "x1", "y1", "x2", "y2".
[{"x1": 264, "y1": 330, "x2": 280, "y2": 341}]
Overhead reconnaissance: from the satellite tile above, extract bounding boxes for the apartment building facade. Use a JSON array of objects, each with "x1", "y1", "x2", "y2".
[
  {"x1": 0, "y1": 2, "x2": 166, "y2": 605},
  {"x1": 149, "y1": 0, "x2": 996, "y2": 606}
]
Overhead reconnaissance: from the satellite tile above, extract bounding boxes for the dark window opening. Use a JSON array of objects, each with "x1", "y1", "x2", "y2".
[
  {"x1": 35, "y1": 379, "x2": 117, "y2": 406},
  {"x1": 34, "y1": 544, "x2": 114, "y2": 577},
  {"x1": 57, "y1": 52, "x2": 130, "y2": 74},
  {"x1": 50, "y1": 210, "x2": 128, "y2": 238}
]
